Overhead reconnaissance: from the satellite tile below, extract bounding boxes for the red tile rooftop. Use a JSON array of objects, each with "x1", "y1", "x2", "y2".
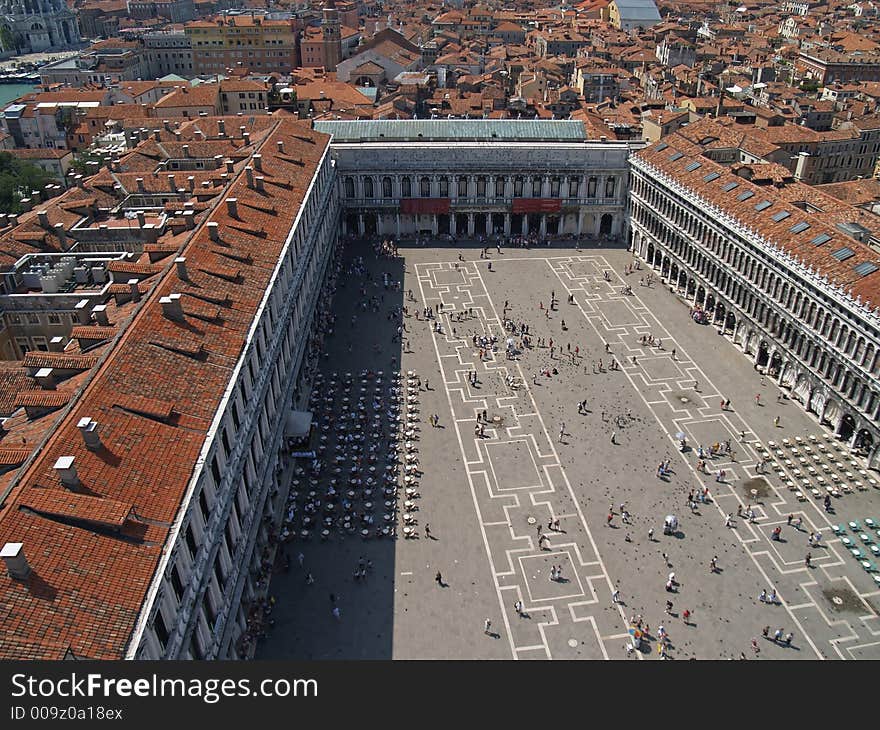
[
  {"x1": 0, "y1": 119, "x2": 330, "y2": 659},
  {"x1": 636, "y1": 121, "x2": 880, "y2": 307}
]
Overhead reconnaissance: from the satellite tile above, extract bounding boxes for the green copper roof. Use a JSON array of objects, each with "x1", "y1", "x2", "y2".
[{"x1": 313, "y1": 119, "x2": 587, "y2": 143}]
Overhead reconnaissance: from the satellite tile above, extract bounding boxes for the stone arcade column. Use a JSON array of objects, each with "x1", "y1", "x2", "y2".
[
  {"x1": 450, "y1": 213, "x2": 457, "y2": 237},
  {"x1": 358, "y1": 213, "x2": 365, "y2": 236},
  {"x1": 396, "y1": 214, "x2": 401, "y2": 238},
  {"x1": 467, "y1": 213, "x2": 475, "y2": 237},
  {"x1": 539, "y1": 214, "x2": 547, "y2": 237},
  {"x1": 503, "y1": 213, "x2": 511, "y2": 235}
]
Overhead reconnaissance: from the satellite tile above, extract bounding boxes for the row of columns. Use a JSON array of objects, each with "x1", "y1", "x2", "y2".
[
  {"x1": 349, "y1": 211, "x2": 616, "y2": 238},
  {"x1": 632, "y1": 225, "x2": 880, "y2": 464},
  {"x1": 344, "y1": 173, "x2": 621, "y2": 203}
]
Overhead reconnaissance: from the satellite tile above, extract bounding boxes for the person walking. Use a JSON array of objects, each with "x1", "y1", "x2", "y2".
[
  {"x1": 425, "y1": 524, "x2": 432, "y2": 539},
  {"x1": 435, "y1": 571, "x2": 443, "y2": 586},
  {"x1": 332, "y1": 606, "x2": 341, "y2": 621},
  {"x1": 514, "y1": 600, "x2": 523, "y2": 617},
  {"x1": 682, "y1": 609, "x2": 691, "y2": 625},
  {"x1": 610, "y1": 431, "x2": 616, "y2": 445},
  {"x1": 648, "y1": 527, "x2": 654, "y2": 541},
  {"x1": 612, "y1": 589, "x2": 620, "y2": 604},
  {"x1": 559, "y1": 423, "x2": 565, "y2": 442},
  {"x1": 297, "y1": 552, "x2": 305, "y2": 567}
]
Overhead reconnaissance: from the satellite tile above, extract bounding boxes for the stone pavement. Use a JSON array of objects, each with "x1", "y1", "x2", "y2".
[{"x1": 257, "y1": 241, "x2": 880, "y2": 660}]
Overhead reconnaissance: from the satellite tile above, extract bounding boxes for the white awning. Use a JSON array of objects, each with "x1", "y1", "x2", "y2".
[{"x1": 285, "y1": 410, "x2": 313, "y2": 438}]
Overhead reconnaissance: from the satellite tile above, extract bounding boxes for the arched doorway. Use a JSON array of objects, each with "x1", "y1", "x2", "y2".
[
  {"x1": 705, "y1": 292, "x2": 716, "y2": 313},
  {"x1": 345, "y1": 212, "x2": 358, "y2": 236},
  {"x1": 492, "y1": 213, "x2": 504, "y2": 234},
  {"x1": 769, "y1": 351, "x2": 783, "y2": 378},
  {"x1": 661, "y1": 258, "x2": 670, "y2": 278},
  {"x1": 547, "y1": 215, "x2": 560, "y2": 235},
  {"x1": 437, "y1": 214, "x2": 450, "y2": 235},
  {"x1": 686, "y1": 278, "x2": 695, "y2": 299},
  {"x1": 756, "y1": 341, "x2": 770, "y2": 367},
  {"x1": 456, "y1": 213, "x2": 468, "y2": 236},
  {"x1": 853, "y1": 428, "x2": 873, "y2": 454},
  {"x1": 364, "y1": 213, "x2": 377, "y2": 237},
  {"x1": 646, "y1": 241, "x2": 655, "y2": 264},
  {"x1": 599, "y1": 213, "x2": 613, "y2": 236},
  {"x1": 512, "y1": 213, "x2": 524, "y2": 235},
  {"x1": 474, "y1": 213, "x2": 487, "y2": 237},
  {"x1": 725, "y1": 311, "x2": 736, "y2": 333},
  {"x1": 695, "y1": 285, "x2": 705, "y2": 306},
  {"x1": 528, "y1": 214, "x2": 540, "y2": 235},
  {"x1": 838, "y1": 414, "x2": 856, "y2": 441}
]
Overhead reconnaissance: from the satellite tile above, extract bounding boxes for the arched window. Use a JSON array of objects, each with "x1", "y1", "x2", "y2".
[
  {"x1": 344, "y1": 177, "x2": 354, "y2": 198},
  {"x1": 457, "y1": 177, "x2": 467, "y2": 197},
  {"x1": 587, "y1": 176, "x2": 597, "y2": 197},
  {"x1": 605, "y1": 177, "x2": 616, "y2": 198},
  {"x1": 363, "y1": 177, "x2": 374, "y2": 198},
  {"x1": 382, "y1": 176, "x2": 392, "y2": 198},
  {"x1": 514, "y1": 177, "x2": 523, "y2": 196},
  {"x1": 550, "y1": 177, "x2": 560, "y2": 197},
  {"x1": 476, "y1": 176, "x2": 486, "y2": 197},
  {"x1": 439, "y1": 176, "x2": 449, "y2": 197},
  {"x1": 495, "y1": 177, "x2": 505, "y2": 197},
  {"x1": 420, "y1": 176, "x2": 431, "y2": 197},
  {"x1": 569, "y1": 177, "x2": 580, "y2": 196},
  {"x1": 401, "y1": 176, "x2": 411, "y2": 197}
]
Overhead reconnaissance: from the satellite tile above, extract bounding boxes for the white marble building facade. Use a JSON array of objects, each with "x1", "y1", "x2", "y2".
[
  {"x1": 315, "y1": 121, "x2": 639, "y2": 241},
  {"x1": 629, "y1": 153, "x2": 880, "y2": 469}
]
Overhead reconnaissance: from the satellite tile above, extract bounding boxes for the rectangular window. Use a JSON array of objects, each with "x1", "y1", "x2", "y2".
[
  {"x1": 199, "y1": 490, "x2": 210, "y2": 521},
  {"x1": 154, "y1": 611, "x2": 169, "y2": 650},
  {"x1": 171, "y1": 564, "x2": 185, "y2": 600},
  {"x1": 185, "y1": 524, "x2": 198, "y2": 558}
]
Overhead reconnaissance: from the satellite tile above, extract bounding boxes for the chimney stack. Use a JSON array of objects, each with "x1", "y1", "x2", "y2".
[
  {"x1": 218, "y1": 119, "x2": 226, "y2": 136},
  {"x1": 182, "y1": 144, "x2": 190, "y2": 158},
  {"x1": 243, "y1": 131, "x2": 250, "y2": 145},
  {"x1": 153, "y1": 129, "x2": 161, "y2": 142},
  {"x1": 160, "y1": 293, "x2": 183, "y2": 321},
  {"x1": 253, "y1": 153, "x2": 262, "y2": 172},
  {"x1": 126, "y1": 279, "x2": 140, "y2": 302},
  {"x1": 246, "y1": 166, "x2": 254, "y2": 189},
  {"x1": 187, "y1": 175, "x2": 195, "y2": 193},
  {"x1": 136, "y1": 177, "x2": 145, "y2": 193},
  {"x1": 1, "y1": 543, "x2": 31, "y2": 581},
  {"x1": 54, "y1": 222, "x2": 66, "y2": 247},
  {"x1": 54, "y1": 456, "x2": 81, "y2": 491},
  {"x1": 175, "y1": 256, "x2": 188, "y2": 281},
  {"x1": 19, "y1": 197, "x2": 32, "y2": 212},
  {"x1": 225, "y1": 159, "x2": 234, "y2": 174},
  {"x1": 77, "y1": 417, "x2": 102, "y2": 451},
  {"x1": 239, "y1": 125, "x2": 246, "y2": 138},
  {"x1": 226, "y1": 197, "x2": 238, "y2": 218},
  {"x1": 164, "y1": 119, "x2": 171, "y2": 132},
  {"x1": 37, "y1": 210, "x2": 49, "y2": 229},
  {"x1": 35, "y1": 367, "x2": 55, "y2": 390},
  {"x1": 137, "y1": 210, "x2": 145, "y2": 228},
  {"x1": 183, "y1": 210, "x2": 195, "y2": 229},
  {"x1": 48, "y1": 336, "x2": 65, "y2": 352},
  {"x1": 207, "y1": 221, "x2": 219, "y2": 241},
  {"x1": 92, "y1": 304, "x2": 109, "y2": 326},
  {"x1": 255, "y1": 176, "x2": 265, "y2": 193},
  {"x1": 167, "y1": 174, "x2": 176, "y2": 193},
  {"x1": 277, "y1": 140, "x2": 284, "y2": 154},
  {"x1": 74, "y1": 299, "x2": 90, "y2": 325}
]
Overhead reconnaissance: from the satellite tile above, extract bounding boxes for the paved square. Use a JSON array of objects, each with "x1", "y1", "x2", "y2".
[
  {"x1": 485, "y1": 440, "x2": 544, "y2": 492},
  {"x1": 257, "y1": 241, "x2": 880, "y2": 661}
]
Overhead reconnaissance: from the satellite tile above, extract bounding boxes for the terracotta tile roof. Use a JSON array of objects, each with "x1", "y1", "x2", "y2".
[
  {"x1": 20, "y1": 488, "x2": 133, "y2": 530},
  {"x1": 14, "y1": 391, "x2": 71, "y2": 409},
  {"x1": 70, "y1": 326, "x2": 118, "y2": 341},
  {"x1": 636, "y1": 123, "x2": 880, "y2": 307},
  {"x1": 0, "y1": 119, "x2": 331, "y2": 659},
  {"x1": 0, "y1": 449, "x2": 30, "y2": 466},
  {"x1": 21, "y1": 353, "x2": 100, "y2": 371}
]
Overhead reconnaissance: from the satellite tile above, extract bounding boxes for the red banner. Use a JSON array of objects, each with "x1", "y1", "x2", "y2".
[
  {"x1": 400, "y1": 198, "x2": 451, "y2": 214},
  {"x1": 511, "y1": 198, "x2": 562, "y2": 214}
]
